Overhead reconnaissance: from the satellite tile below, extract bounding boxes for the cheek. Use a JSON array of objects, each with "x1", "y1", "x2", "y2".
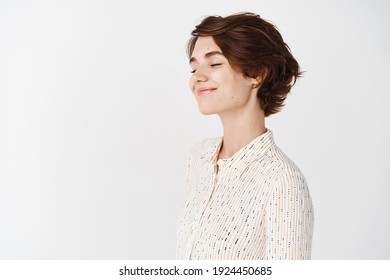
[{"x1": 189, "y1": 77, "x2": 195, "y2": 92}]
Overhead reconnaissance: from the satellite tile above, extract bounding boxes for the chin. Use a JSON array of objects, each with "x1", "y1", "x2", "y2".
[{"x1": 198, "y1": 106, "x2": 218, "y2": 115}]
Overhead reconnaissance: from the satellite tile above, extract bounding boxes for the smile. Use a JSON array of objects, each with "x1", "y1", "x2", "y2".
[{"x1": 196, "y1": 87, "x2": 217, "y2": 96}]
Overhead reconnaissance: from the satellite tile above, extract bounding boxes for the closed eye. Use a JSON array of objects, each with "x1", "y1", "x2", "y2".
[{"x1": 190, "y1": 63, "x2": 222, "y2": 74}]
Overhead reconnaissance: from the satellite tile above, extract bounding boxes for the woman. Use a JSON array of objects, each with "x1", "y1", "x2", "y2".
[{"x1": 176, "y1": 12, "x2": 314, "y2": 260}]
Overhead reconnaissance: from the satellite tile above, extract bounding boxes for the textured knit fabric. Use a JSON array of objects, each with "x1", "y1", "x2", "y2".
[{"x1": 176, "y1": 129, "x2": 314, "y2": 260}]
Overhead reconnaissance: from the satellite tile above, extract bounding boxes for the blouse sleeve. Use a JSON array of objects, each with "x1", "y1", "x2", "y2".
[{"x1": 264, "y1": 169, "x2": 314, "y2": 259}]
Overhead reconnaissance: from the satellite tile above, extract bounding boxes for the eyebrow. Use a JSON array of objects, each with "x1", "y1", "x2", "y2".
[{"x1": 189, "y1": 51, "x2": 224, "y2": 64}]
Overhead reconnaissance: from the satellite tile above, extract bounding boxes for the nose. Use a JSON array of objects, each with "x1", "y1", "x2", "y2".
[
  {"x1": 190, "y1": 72, "x2": 207, "y2": 93},
  {"x1": 190, "y1": 67, "x2": 208, "y2": 85}
]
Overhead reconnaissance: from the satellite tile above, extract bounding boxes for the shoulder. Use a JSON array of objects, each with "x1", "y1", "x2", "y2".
[
  {"x1": 266, "y1": 146, "x2": 312, "y2": 209},
  {"x1": 267, "y1": 145, "x2": 308, "y2": 187}
]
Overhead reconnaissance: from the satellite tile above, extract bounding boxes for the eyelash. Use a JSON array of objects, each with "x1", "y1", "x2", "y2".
[{"x1": 191, "y1": 63, "x2": 222, "y2": 74}]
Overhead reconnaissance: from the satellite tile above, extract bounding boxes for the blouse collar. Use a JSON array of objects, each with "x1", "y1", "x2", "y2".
[{"x1": 201, "y1": 128, "x2": 276, "y2": 166}]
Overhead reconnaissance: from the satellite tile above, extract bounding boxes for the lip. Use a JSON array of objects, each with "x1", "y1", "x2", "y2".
[{"x1": 195, "y1": 87, "x2": 217, "y2": 96}]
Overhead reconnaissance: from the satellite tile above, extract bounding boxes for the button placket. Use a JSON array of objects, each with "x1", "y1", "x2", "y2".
[{"x1": 187, "y1": 162, "x2": 219, "y2": 259}]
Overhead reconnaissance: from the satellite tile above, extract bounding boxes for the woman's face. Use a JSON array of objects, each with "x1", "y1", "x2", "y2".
[{"x1": 189, "y1": 36, "x2": 257, "y2": 116}]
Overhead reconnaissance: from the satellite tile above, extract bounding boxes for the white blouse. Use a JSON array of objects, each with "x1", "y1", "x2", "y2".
[{"x1": 176, "y1": 129, "x2": 314, "y2": 260}]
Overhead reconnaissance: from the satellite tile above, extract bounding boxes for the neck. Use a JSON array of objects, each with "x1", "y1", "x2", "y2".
[{"x1": 217, "y1": 103, "x2": 266, "y2": 159}]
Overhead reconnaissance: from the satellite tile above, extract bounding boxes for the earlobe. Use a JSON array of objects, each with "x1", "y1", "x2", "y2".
[
  {"x1": 250, "y1": 76, "x2": 261, "y2": 89},
  {"x1": 253, "y1": 67, "x2": 269, "y2": 88},
  {"x1": 251, "y1": 82, "x2": 260, "y2": 89},
  {"x1": 251, "y1": 77, "x2": 263, "y2": 89}
]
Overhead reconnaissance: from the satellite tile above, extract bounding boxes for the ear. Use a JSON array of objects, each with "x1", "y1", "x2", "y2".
[{"x1": 251, "y1": 67, "x2": 269, "y2": 89}]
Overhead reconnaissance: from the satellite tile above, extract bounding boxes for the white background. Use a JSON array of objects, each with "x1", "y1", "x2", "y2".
[{"x1": 0, "y1": 0, "x2": 389, "y2": 260}]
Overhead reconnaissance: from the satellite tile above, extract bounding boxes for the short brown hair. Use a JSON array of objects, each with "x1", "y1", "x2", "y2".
[{"x1": 187, "y1": 12, "x2": 303, "y2": 117}]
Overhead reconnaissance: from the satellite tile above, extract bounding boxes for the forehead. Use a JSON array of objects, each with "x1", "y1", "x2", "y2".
[{"x1": 191, "y1": 36, "x2": 222, "y2": 58}]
